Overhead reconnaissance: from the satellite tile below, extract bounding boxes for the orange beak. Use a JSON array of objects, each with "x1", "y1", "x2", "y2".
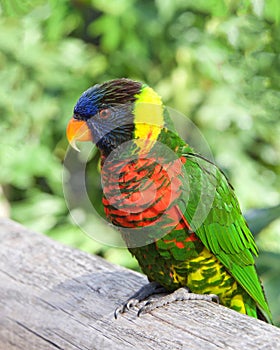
[{"x1": 66, "y1": 117, "x2": 92, "y2": 151}]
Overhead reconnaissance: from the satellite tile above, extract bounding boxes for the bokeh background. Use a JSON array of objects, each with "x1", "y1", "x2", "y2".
[{"x1": 0, "y1": 0, "x2": 279, "y2": 324}]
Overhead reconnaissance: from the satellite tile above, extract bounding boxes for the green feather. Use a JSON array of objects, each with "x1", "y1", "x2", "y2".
[{"x1": 182, "y1": 152, "x2": 272, "y2": 322}]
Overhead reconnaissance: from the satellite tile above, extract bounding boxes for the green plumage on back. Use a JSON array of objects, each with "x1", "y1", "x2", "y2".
[{"x1": 179, "y1": 151, "x2": 271, "y2": 321}]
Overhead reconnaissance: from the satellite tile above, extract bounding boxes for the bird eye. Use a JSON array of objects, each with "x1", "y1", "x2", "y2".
[{"x1": 99, "y1": 109, "x2": 111, "y2": 119}]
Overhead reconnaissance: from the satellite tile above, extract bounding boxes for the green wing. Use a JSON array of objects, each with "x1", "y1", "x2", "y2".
[{"x1": 182, "y1": 151, "x2": 272, "y2": 322}]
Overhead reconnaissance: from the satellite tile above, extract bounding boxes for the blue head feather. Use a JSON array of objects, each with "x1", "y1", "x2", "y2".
[
  {"x1": 73, "y1": 79, "x2": 142, "y2": 119},
  {"x1": 74, "y1": 86, "x2": 104, "y2": 119}
]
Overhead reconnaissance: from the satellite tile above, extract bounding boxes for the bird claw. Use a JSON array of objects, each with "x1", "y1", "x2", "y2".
[
  {"x1": 114, "y1": 282, "x2": 167, "y2": 319},
  {"x1": 114, "y1": 305, "x2": 125, "y2": 318},
  {"x1": 114, "y1": 298, "x2": 139, "y2": 318},
  {"x1": 208, "y1": 294, "x2": 220, "y2": 304}
]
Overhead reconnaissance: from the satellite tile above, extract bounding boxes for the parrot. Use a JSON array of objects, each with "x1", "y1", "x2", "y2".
[{"x1": 66, "y1": 78, "x2": 272, "y2": 323}]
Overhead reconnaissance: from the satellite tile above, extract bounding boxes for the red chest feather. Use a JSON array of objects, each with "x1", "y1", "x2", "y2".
[{"x1": 101, "y1": 157, "x2": 185, "y2": 229}]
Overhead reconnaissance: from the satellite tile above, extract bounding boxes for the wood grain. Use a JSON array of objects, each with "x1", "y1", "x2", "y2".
[{"x1": 1, "y1": 218, "x2": 280, "y2": 350}]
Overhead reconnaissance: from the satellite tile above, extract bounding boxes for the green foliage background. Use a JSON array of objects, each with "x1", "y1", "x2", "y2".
[{"x1": 0, "y1": 0, "x2": 279, "y2": 324}]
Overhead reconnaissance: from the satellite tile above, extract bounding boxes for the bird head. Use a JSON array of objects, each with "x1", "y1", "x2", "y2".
[{"x1": 66, "y1": 78, "x2": 164, "y2": 156}]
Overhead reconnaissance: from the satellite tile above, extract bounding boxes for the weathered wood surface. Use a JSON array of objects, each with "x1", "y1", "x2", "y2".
[{"x1": 1, "y1": 218, "x2": 280, "y2": 350}]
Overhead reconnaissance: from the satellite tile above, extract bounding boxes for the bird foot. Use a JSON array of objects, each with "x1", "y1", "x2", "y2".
[
  {"x1": 138, "y1": 287, "x2": 219, "y2": 316},
  {"x1": 115, "y1": 283, "x2": 219, "y2": 318},
  {"x1": 114, "y1": 281, "x2": 167, "y2": 319}
]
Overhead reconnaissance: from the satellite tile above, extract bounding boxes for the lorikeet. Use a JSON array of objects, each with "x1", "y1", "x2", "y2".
[{"x1": 66, "y1": 78, "x2": 272, "y2": 323}]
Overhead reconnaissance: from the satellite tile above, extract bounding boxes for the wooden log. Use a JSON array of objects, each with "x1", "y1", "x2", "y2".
[{"x1": 1, "y1": 218, "x2": 280, "y2": 350}]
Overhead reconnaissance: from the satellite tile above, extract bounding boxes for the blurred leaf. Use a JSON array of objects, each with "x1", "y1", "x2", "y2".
[
  {"x1": 104, "y1": 247, "x2": 139, "y2": 271},
  {"x1": 255, "y1": 251, "x2": 280, "y2": 326},
  {"x1": 11, "y1": 191, "x2": 66, "y2": 232},
  {"x1": 0, "y1": 0, "x2": 45, "y2": 16},
  {"x1": 245, "y1": 204, "x2": 280, "y2": 236}
]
